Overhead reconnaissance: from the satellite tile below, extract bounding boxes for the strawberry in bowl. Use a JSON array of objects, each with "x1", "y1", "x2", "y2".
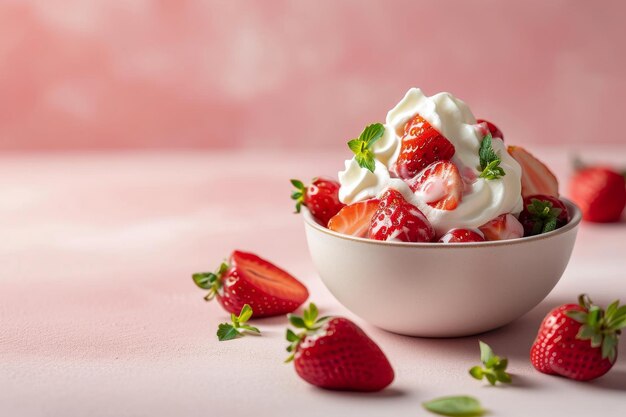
[{"x1": 292, "y1": 87, "x2": 582, "y2": 336}]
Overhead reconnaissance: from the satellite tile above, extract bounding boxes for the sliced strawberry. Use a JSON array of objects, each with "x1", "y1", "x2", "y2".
[
  {"x1": 531, "y1": 294, "x2": 625, "y2": 381},
  {"x1": 476, "y1": 119, "x2": 504, "y2": 140},
  {"x1": 518, "y1": 194, "x2": 569, "y2": 236},
  {"x1": 478, "y1": 213, "x2": 524, "y2": 241},
  {"x1": 291, "y1": 177, "x2": 345, "y2": 227},
  {"x1": 407, "y1": 161, "x2": 463, "y2": 210},
  {"x1": 394, "y1": 114, "x2": 455, "y2": 180},
  {"x1": 286, "y1": 303, "x2": 394, "y2": 392},
  {"x1": 439, "y1": 228, "x2": 485, "y2": 243},
  {"x1": 569, "y1": 166, "x2": 626, "y2": 223},
  {"x1": 192, "y1": 251, "x2": 309, "y2": 317},
  {"x1": 507, "y1": 146, "x2": 559, "y2": 198},
  {"x1": 328, "y1": 198, "x2": 380, "y2": 238},
  {"x1": 369, "y1": 189, "x2": 434, "y2": 242}
]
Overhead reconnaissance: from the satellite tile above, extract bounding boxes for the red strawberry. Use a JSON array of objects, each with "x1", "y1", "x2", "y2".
[
  {"x1": 328, "y1": 198, "x2": 379, "y2": 237},
  {"x1": 569, "y1": 167, "x2": 626, "y2": 223},
  {"x1": 369, "y1": 189, "x2": 434, "y2": 242},
  {"x1": 394, "y1": 114, "x2": 455, "y2": 180},
  {"x1": 531, "y1": 294, "x2": 626, "y2": 381},
  {"x1": 439, "y1": 228, "x2": 485, "y2": 243},
  {"x1": 407, "y1": 161, "x2": 463, "y2": 210},
  {"x1": 192, "y1": 251, "x2": 309, "y2": 317},
  {"x1": 291, "y1": 178, "x2": 345, "y2": 227},
  {"x1": 518, "y1": 194, "x2": 569, "y2": 236},
  {"x1": 478, "y1": 213, "x2": 524, "y2": 241},
  {"x1": 476, "y1": 119, "x2": 504, "y2": 140},
  {"x1": 285, "y1": 303, "x2": 394, "y2": 392},
  {"x1": 507, "y1": 146, "x2": 559, "y2": 198}
]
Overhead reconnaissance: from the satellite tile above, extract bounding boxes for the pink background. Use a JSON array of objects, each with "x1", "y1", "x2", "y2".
[{"x1": 1, "y1": 0, "x2": 626, "y2": 151}]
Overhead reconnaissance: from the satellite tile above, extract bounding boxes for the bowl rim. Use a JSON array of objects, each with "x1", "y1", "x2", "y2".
[{"x1": 302, "y1": 197, "x2": 582, "y2": 248}]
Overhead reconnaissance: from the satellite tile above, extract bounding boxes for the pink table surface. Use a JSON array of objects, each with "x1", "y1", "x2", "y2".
[{"x1": 1, "y1": 149, "x2": 625, "y2": 416}]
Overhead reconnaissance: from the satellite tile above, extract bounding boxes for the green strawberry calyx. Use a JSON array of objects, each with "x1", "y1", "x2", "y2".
[
  {"x1": 526, "y1": 198, "x2": 563, "y2": 234},
  {"x1": 565, "y1": 294, "x2": 626, "y2": 363},
  {"x1": 216, "y1": 304, "x2": 261, "y2": 341},
  {"x1": 469, "y1": 341, "x2": 512, "y2": 385},
  {"x1": 192, "y1": 262, "x2": 229, "y2": 301},
  {"x1": 290, "y1": 179, "x2": 307, "y2": 213},
  {"x1": 347, "y1": 123, "x2": 385, "y2": 173},
  {"x1": 284, "y1": 302, "x2": 330, "y2": 363}
]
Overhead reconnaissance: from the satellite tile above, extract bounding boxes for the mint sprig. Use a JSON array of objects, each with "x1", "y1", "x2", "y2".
[
  {"x1": 469, "y1": 341, "x2": 512, "y2": 385},
  {"x1": 565, "y1": 294, "x2": 626, "y2": 363},
  {"x1": 478, "y1": 134, "x2": 505, "y2": 180},
  {"x1": 423, "y1": 396, "x2": 484, "y2": 416},
  {"x1": 216, "y1": 304, "x2": 261, "y2": 341},
  {"x1": 526, "y1": 198, "x2": 563, "y2": 234},
  {"x1": 192, "y1": 262, "x2": 229, "y2": 301},
  {"x1": 347, "y1": 123, "x2": 385, "y2": 173},
  {"x1": 285, "y1": 302, "x2": 329, "y2": 362}
]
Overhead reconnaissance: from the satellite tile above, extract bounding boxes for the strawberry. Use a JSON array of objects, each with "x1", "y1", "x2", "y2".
[
  {"x1": 569, "y1": 167, "x2": 626, "y2": 223},
  {"x1": 285, "y1": 303, "x2": 394, "y2": 392},
  {"x1": 407, "y1": 161, "x2": 463, "y2": 210},
  {"x1": 291, "y1": 178, "x2": 345, "y2": 227},
  {"x1": 328, "y1": 198, "x2": 380, "y2": 237},
  {"x1": 507, "y1": 145, "x2": 559, "y2": 198},
  {"x1": 518, "y1": 194, "x2": 569, "y2": 236},
  {"x1": 476, "y1": 119, "x2": 504, "y2": 140},
  {"x1": 439, "y1": 228, "x2": 485, "y2": 243},
  {"x1": 369, "y1": 189, "x2": 434, "y2": 242},
  {"x1": 394, "y1": 114, "x2": 455, "y2": 180},
  {"x1": 478, "y1": 213, "x2": 524, "y2": 241},
  {"x1": 531, "y1": 294, "x2": 626, "y2": 381},
  {"x1": 192, "y1": 251, "x2": 309, "y2": 317}
]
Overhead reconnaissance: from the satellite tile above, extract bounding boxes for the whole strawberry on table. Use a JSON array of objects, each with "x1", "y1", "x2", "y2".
[
  {"x1": 285, "y1": 303, "x2": 395, "y2": 392},
  {"x1": 531, "y1": 294, "x2": 626, "y2": 381}
]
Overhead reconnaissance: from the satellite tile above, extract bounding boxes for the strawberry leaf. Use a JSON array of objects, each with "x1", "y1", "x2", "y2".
[
  {"x1": 565, "y1": 310, "x2": 588, "y2": 324},
  {"x1": 238, "y1": 304, "x2": 253, "y2": 323},
  {"x1": 217, "y1": 323, "x2": 241, "y2": 341},
  {"x1": 469, "y1": 341, "x2": 511, "y2": 386},
  {"x1": 602, "y1": 335, "x2": 617, "y2": 362},
  {"x1": 423, "y1": 396, "x2": 484, "y2": 417},
  {"x1": 192, "y1": 272, "x2": 215, "y2": 290},
  {"x1": 290, "y1": 179, "x2": 307, "y2": 213}
]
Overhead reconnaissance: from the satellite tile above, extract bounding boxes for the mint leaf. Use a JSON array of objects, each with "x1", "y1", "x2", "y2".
[
  {"x1": 217, "y1": 323, "x2": 240, "y2": 341},
  {"x1": 423, "y1": 396, "x2": 484, "y2": 416},
  {"x1": 347, "y1": 123, "x2": 384, "y2": 173},
  {"x1": 478, "y1": 134, "x2": 505, "y2": 180}
]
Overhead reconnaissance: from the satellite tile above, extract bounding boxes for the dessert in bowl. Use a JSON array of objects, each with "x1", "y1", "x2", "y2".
[
  {"x1": 292, "y1": 87, "x2": 581, "y2": 337},
  {"x1": 302, "y1": 202, "x2": 580, "y2": 337}
]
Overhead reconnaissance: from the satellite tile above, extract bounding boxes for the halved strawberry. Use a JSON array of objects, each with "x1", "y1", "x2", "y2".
[
  {"x1": 394, "y1": 114, "x2": 455, "y2": 180},
  {"x1": 369, "y1": 189, "x2": 434, "y2": 242},
  {"x1": 192, "y1": 251, "x2": 309, "y2": 317},
  {"x1": 439, "y1": 228, "x2": 485, "y2": 243},
  {"x1": 508, "y1": 146, "x2": 559, "y2": 198},
  {"x1": 478, "y1": 213, "x2": 524, "y2": 241},
  {"x1": 328, "y1": 198, "x2": 380, "y2": 237},
  {"x1": 407, "y1": 161, "x2": 463, "y2": 210}
]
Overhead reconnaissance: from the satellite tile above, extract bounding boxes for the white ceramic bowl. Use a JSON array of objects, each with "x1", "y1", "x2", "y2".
[{"x1": 302, "y1": 199, "x2": 581, "y2": 337}]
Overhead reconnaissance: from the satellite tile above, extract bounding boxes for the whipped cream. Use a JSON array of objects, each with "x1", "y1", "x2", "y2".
[
  {"x1": 338, "y1": 88, "x2": 523, "y2": 236},
  {"x1": 338, "y1": 158, "x2": 390, "y2": 204}
]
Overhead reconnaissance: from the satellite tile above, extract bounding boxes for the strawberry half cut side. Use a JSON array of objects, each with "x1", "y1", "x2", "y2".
[{"x1": 192, "y1": 251, "x2": 309, "y2": 317}]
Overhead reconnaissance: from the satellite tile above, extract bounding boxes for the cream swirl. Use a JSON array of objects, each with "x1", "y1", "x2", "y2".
[
  {"x1": 338, "y1": 88, "x2": 523, "y2": 236},
  {"x1": 338, "y1": 158, "x2": 390, "y2": 204}
]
